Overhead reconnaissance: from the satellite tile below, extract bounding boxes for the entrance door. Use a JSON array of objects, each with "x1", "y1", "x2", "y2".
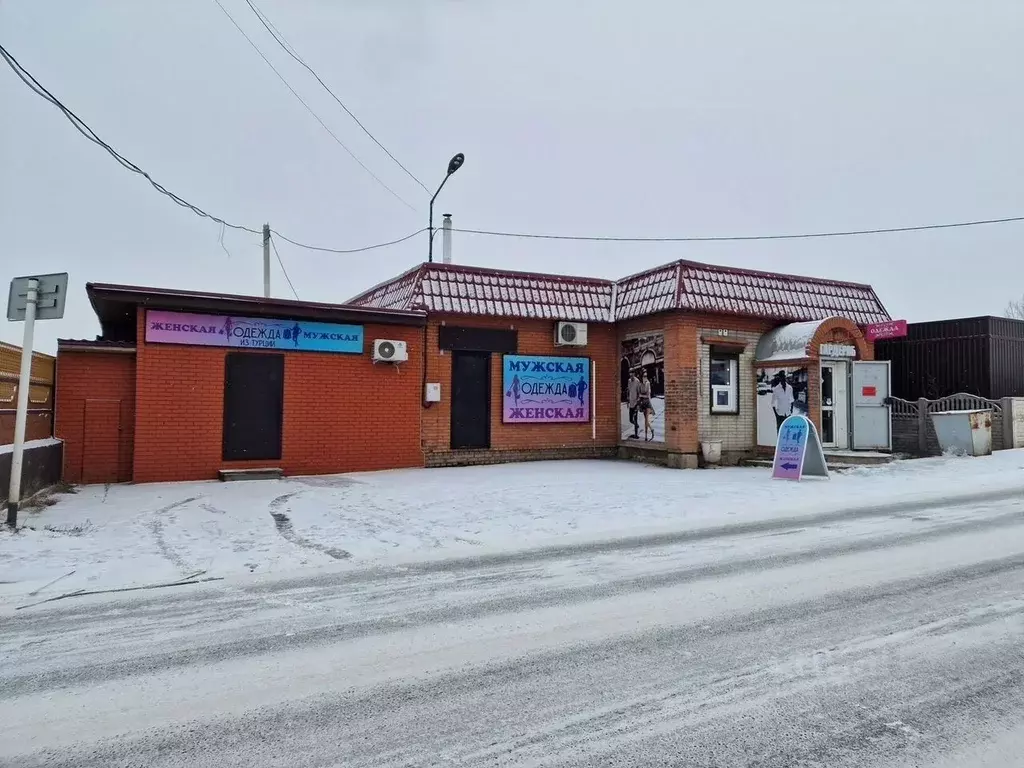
[
  {"x1": 820, "y1": 361, "x2": 850, "y2": 449},
  {"x1": 82, "y1": 399, "x2": 126, "y2": 483},
  {"x1": 223, "y1": 353, "x2": 284, "y2": 461},
  {"x1": 852, "y1": 360, "x2": 892, "y2": 450},
  {"x1": 451, "y1": 351, "x2": 491, "y2": 449}
]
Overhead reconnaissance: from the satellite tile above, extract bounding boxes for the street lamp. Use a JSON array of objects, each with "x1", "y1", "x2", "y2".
[{"x1": 428, "y1": 152, "x2": 464, "y2": 263}]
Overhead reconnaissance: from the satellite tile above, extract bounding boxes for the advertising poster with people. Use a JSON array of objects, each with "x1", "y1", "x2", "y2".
[
  {"x1": 620, "y1": 332, "x2": 665, "y2": 443},
  {"x1": 502, "y1": 355, "x2": 591, "y2": 423},
  {"x1": 756, "y1": 366, "x2": 810, "y2": 447}
]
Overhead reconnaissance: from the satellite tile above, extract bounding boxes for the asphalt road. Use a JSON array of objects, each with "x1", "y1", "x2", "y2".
[{"x1": 3, "y1": 491, "x2": 1024, "y2": 767}]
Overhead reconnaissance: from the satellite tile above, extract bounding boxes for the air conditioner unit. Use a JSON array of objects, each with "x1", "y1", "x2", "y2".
[
  {"x1": 555, "y1": 321, "x2": 588, "y2": 347},
  {"x1": 372, "y1": 339, "x2": 408, "y2": 363}
]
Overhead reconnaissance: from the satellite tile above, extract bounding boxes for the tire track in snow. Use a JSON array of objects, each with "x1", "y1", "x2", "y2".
[
  {"x1": 268, "y1": 492, "x2": 351, "y2": 561},
  {"x1": 5, "y1": 544, "x2": 1023, "y2": 699},
  {"x1": 144, "y1": 496, "x2": 203, "y2": 575}
]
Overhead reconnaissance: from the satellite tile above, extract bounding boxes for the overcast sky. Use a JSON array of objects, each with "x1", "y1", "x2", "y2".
[{"x1": 2, "y1": 0, "x2": 1022, "y2": 352}]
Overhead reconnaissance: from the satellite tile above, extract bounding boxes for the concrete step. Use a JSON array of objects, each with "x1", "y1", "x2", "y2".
[
  {"x1": 218, "y1": 467, "x2": 284, "y2": 482},
  {"x1": 740, "y1": 452, "x2": 894, "y2": 472}
]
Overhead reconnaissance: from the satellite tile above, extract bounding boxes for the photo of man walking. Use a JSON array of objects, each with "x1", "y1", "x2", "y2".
[{"x1": 626, "y1": 369, "x2": 640, "y2": 439}]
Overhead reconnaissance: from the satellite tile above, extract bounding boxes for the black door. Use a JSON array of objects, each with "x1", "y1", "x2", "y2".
[
  {"x1": 223, "y1": 353, "x2": 285, "y2": 461},
  {"x1": 451, "y1": 351, "x2": 491, "y2": 449}
]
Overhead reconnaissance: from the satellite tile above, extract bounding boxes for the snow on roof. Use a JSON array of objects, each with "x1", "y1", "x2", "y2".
[
  {"x1": 347, "y1": 260, "x2": 891, "y2": 325},
  {"x1": 754, "y1": 319, "x2": 831, "y2": 363}
]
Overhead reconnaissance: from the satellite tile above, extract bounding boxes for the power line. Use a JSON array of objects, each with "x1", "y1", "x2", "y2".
[
  {"x1": 272, "y1": 227, "x2": 427, "y2": 254},
  {"x1": 452, "y1": 216, "x2": 1024, "y2": 243},
  {"x1": 269, "y1": 235, "x2": 300, "y2": 299},
  {"x1": 0, "y1": 41, "x2": 261, "y2": 235},
  {"x1": 210, "y1": 0, "x2": 416, "y2": 212},
  {"x1": 245, "y1": 0, "x2": 430, "y2": 195},
  {"x1": 1, "y1": 41, "x2": 422, "y2": 254},
  {"x1": 6, "y1": 42, "x2": 1024, "y2": 261}
]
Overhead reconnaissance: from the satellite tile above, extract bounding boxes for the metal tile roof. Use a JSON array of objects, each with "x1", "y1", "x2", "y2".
[
  {"x1": 616, "y1": 261, "x2": 890, "y2": 325},
  {"x1": 347, "y1": 260, "x2": 890, "y2": 325},
  {"x1": 350, "y1": 264, "x2": 615, "y2": 323}
]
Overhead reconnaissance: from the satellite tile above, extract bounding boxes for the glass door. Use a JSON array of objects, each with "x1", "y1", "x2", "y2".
[
  {"x1": 820, "y1": 363, "x2": 837, "y2": 447},
  {"x1": 820, "y1": 361, "x2": 850, "y2": 449}
]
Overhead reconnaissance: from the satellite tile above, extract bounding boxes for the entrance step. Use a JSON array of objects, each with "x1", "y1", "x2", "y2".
[
  {"x1": 218, "y1": 467, "x2": 284, "y2": 482},
  {"x1": 823, "y1": 451, "x2": 894, "y2": 466},
  {"x1": 741, "y1": 451, "x2": 894, "y2": 472}
]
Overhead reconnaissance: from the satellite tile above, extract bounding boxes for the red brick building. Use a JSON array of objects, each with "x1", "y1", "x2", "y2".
[
  {"x1": 349, "y1": 259, "x2": 891, "y2": 468},
  {"x1": 56, "y1": 284, "x2": 425, "y2": 484},
  {"x1": 55, "y1": 259, "x2": 891, "y2": 484}
]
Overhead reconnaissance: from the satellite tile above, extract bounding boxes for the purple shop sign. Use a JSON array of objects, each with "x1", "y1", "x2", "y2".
[
  {"x1": 501, "y1": 354, "x2": 591, "y2": 423},
  {"x1": 864, "y1": 319, "x2": 908, "y2": 342},
  {"x1": 145, "y1": 310, "x2": 363, "y2": 354}
]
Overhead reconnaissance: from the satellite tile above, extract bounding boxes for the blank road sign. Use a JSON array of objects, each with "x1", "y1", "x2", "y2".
[{"x1": 7, "y1": 272, "x2": 69, "y2": 321}]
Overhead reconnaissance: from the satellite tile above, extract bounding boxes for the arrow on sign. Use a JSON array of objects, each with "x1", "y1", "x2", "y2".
[{"x1": 780, "y1": 462, "x2": 799, "y2": 470}]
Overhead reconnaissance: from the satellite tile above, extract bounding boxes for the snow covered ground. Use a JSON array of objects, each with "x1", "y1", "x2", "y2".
[
  {"x1": 2, "y1": 450, "x2": 1024, "y2": 603},
  {"x1": 4, "y1": 478, "x2": 1024, "y2": 766}
]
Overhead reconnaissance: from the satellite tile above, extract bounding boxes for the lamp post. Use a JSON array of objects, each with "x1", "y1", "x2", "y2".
[{"x1": 428, "y1": 152, "x2": 464, "y2": 263}]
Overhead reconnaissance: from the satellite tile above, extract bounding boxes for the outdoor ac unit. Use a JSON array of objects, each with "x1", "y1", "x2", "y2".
[
  {"x1": 555, "y1": 321, "x2": 588, "y2": 347},
  {"x1": 372, "y1": 339, "x2": 408, "y2": 363}
]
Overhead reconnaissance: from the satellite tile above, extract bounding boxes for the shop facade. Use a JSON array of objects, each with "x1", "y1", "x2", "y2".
[
  {"x1": 55, "y1": 260, "x2": 892, "y2": 485},
  {"x1": 55, "y1": 284, "x2": 426, "y2": 484},
  {"x1": 350, "y1": 258, "x2": 893, "y2": 469}
]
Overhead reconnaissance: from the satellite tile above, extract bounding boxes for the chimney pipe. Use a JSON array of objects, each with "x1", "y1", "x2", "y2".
[{"x1": 442, "y1": 213, "x2": 453, "y2": 264}]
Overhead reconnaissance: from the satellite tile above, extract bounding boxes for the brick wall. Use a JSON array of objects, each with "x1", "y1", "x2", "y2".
[
  {"x1": 54, "y1": 349, "x2": 136, "y2": 484},
  {"x1": 696, "y1": 325, "x2": 766, "y2": 455},
  {"x1": 422, "y1": 315, "x2": 620, "y2": 461},
  {"x1": 133, "y1": 313, "x2": 424, "y2": 483},
  {"x1": 618, "y1": 312, "x2": 776, "y2": 466}
]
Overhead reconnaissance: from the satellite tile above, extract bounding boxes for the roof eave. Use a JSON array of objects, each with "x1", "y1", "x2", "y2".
[{"x1": 85, "y1": 283, "x2": 428, "y2": 329}]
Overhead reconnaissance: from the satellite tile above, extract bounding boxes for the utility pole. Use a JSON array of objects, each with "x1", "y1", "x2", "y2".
[{"x1": 263, "y1": 223, "x2": 271, "y2": 298}]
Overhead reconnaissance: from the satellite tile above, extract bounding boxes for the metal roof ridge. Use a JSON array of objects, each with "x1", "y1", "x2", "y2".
[
  {"x1": 423, "y1": 261, "x2": 615, "y2": 287},
  {"x1": 669, "y1": 258, "x2": 878, "y2": 292},
  {"x1": 343, "y1": 262, "x2": 427, "y2": 305}
]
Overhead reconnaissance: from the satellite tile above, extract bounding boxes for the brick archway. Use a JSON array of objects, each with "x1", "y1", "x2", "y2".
[{"x1": 808, "y1": 317, "x2": 870, "y2": 361}]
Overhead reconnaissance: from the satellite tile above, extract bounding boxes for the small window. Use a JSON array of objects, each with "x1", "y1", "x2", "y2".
[{"x1": 710, "y1": 355, "x2": 739, "y2": 414}]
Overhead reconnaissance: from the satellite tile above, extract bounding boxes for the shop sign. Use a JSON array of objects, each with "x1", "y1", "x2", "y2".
[
  {"x1": 864, "y1": 319, "x2": 908, "y2": 342},
  {"x1": 145, "y1": 310, "x2": 363, "y2": 354},
  {"x1": 819, "y1": 343, "x2": 856, "y2": 358},
  {"x1": 502, "y1": 354, "x2": 590, "y2": 423},
  {"x1": 771, "y1": 414, "x2": 829, "y2": 481}
]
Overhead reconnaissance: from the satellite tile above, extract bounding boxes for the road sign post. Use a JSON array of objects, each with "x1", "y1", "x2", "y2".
[{"x1": 6, "y1": 272, "x2": 68, "y2": 528}]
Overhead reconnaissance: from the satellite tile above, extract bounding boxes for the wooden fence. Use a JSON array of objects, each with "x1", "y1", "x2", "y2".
[{"x1": 0, "y1": 341, "x2": 55, "y2": 445}]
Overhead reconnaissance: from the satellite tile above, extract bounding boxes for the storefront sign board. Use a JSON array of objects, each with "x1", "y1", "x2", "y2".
[
  {"x1": 864, "y1": 319, "x2": 908, "y2": 342},
  {"x1": 502, "y1": 354, "x2": 590, "y2": 423},
  {"x1": 145, "y1": 310, "x2": 363, "y2": 354},
  {"x1": 819, "y1": 343, "x2": 856, "y2": 358},
  {"x1": 771, "y1": 414, "x2": 829, "y2": 481}
]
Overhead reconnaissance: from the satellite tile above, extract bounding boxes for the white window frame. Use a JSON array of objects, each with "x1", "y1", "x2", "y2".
[{"x1": 710, "y1": 355, "x2": 739, "y2": 414}]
